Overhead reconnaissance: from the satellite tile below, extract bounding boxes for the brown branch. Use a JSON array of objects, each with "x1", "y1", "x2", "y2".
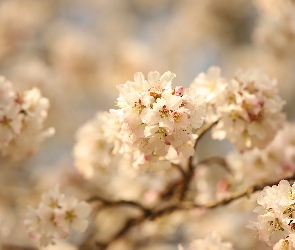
[
  {"x1": 1, "y1": 245, "x2": 37, "y2": 250},
  {"x1": 194, "y1": 121, "x2": 218, "y2": 153},
  {"x1": 160, "y1": 179, "x2": 183, "y2": 201},
  {"x1": 85, "y1": 119, "x2": 295, "y2": 249},
  {"x1": 87, "y1": 195, "x2": 151, "y2": 216},
  {"x1": 158, "y1": 174, "x2": 295, "y2": 212},
  {"x1": 89, "y1": 174, "x2": 295, "y2": 249}
]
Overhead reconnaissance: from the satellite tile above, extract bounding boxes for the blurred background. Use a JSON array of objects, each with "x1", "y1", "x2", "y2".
[{"x1": 0, "y1": 0, "x2": 294, "y2": 249}]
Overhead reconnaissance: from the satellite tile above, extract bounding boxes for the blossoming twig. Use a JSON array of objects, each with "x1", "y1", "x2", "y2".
[{"x1": 85, "y1": 173, "x2": 295, "y2": 249}]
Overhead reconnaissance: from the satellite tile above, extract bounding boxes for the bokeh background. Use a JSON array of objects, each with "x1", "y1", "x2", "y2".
[{"x1": 0, "y1": 0, "x2": 295, "y2": 249}]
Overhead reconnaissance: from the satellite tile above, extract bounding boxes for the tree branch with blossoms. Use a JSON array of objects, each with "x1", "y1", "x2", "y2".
[
  {"x1": 81, "y1": 169, "x2": 295, "y2": 249},
  {"x1": 72, "y1": 67, "x2": 293, "y2": 250},
  {"x1": 2, "y1": 63, "x2": 292, "y2": 250}
]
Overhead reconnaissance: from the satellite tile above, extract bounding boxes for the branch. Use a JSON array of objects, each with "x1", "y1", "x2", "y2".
[
  {"x1": 89, "y1": 174, "x2": 295, "y2": 249},
  {"x1": 158, "y1": 174, "x2": 295, "y2": 212},
  {"x1": 179, "y1": 121, "x2": 218, "y2": 200},
  {"x1": 194, "y1": 121, "x2": 218, "y2": 152},
  {"x1": 87, "y1": 195, "x2": 151, "y2": 216},
  {"x1": 1, "y1": 245, "x2": 37, "y2": 250},
  {"x1": 160, "y1": 179, "x2": 183, "y2": 201}
]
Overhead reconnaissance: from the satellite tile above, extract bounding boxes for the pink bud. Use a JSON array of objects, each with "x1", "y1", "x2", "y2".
[
  {"x1": 175, "y1": 86, "x2": 183, "y2": 96},
  {"x1": 249, "y1": 113, "x2": 258, "y2": 121}
]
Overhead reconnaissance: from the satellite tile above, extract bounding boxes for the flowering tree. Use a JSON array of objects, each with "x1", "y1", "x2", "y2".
[
  {"x1": 0, "y1": 65, "x2": 293, "y2": 249},
  {"x1": 1, "y1": 0, "x2": 295, "y2": 250}
]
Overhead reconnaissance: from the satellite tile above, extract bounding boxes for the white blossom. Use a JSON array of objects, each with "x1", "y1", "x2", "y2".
[
  {"x1": 212, "y1": 68, "x2": 285, "y2": 151},
  {"x1": 249, "y1": 180, "x2": 295, "y2": 248},
  {"x1": 24, "y1": 185, "x2": 91, "y2": 247},
  {"x1": 227, "y1": 123, "x2": 295, "y2": 188},
  {"x1": 179, "y1": 231, "x2": 234, "y2": 250},
  {"x1": 114, "y1": 71, "x2": 206, "y2": 169},
  {"x1": 73, "y1": 112, "x2": 117, "y2": 179},
  {"x1": 0, "y1": 76, "x2": 54, "y2": 159},
  {"x1": 189, "y1": 66, "x2": 226, "y2": 123}
]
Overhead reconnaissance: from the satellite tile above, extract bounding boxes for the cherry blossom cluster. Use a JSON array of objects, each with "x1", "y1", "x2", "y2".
[
  {"x1": 70, "y1": 67, "x2": 288, "y2": 247},
  {"x1": 192, "y1": 68, "x2": 285, "y2": 151},
  {"x1": 24, "y1": 185, "x2": 91, "y2": 247},
  {"x1": 178, "y1": 232, "x2": 234, "y2": 250},
  {"x1": 113, "y1": 71, "x2": 206, "y2": 168},
  {"x1": 227, "y1": 123, "x2": 295, "y2": 188},
  {"x1": 74, "y1": 112, "x2": 119, "y2": 179},
  {"x1": 190, "y1": 66, "x2": 226, "y2": 123},
  {"x1": 248, "y1": 180, "x2": 295, "y2": 249},
  {"x1": 0, "y1": 76, "x2": 54, "y2": 159}
]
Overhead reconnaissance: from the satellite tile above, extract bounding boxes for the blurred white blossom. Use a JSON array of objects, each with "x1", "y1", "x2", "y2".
[
  {"x1": 0, "y1": 77, "x2": 54, "y2": 159},
  {"x1": 73, "y1": 112, "x2": 117, "y2": 179},
  {"x1": 249, "y1": 180, "x2": 295, "y2": 248},
  {"x1": 24, "y1": 185, "x2": 91, "y2": 247},
  {"x1": 227, "y1": 123, "x2": 295, "y2": 188},
  {"x1": 254, "y1": 0, "x2": 295, "y2": 58},
  {"x1": 212, "y1": 68, "x2": 285, "y2": 151},
  {"x1": 190, "y1": 66, "x2": 226, "y2": 123},
  {"x1": 179, "y1": 231, "x2": 234, "y2": 250}
]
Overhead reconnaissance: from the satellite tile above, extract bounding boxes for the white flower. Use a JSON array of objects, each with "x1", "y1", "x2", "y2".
[
  {"x1": 0, "y1": 76, "x2": 54, "y2": 159},
  {"x1": 212, "y1": 68, "x2": 285, "y2": 151},
  {"x1": 190, "y1": 66, "x2": 226, "y2": 123},
  {"x1": 227, "y1": 123, "x2": 295, "y2": 189},
  {"x1": 24, "y1": 185, "x2": 91, "y2": 247},
  {"x1": 248, "y1": 180, "x2": 295, "y2": 248},
  {"x1": 179, "y1": 231, "x2": 234, "y2": 250},
  {"x1": 114, "y1": 71, "x2": 206, "y2": 169},
  {"x1": 0, "y1": 77, "x2": 23, "y2": 148},
  {"x1": 57, "y1": 196, "x2": 92, "y2": 234},
  {"x1": 190, "y1": 66, "x2": 226, "y2": 105},
  {"x1": 73, "y1": 112, "x2": 116, "y2": 179},
  {"x1": 273, "y1": 238, "x2": 292, "y2": 250}
]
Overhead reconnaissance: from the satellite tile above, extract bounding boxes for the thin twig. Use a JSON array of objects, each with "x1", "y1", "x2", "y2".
[
  {"x1": 194, "y1": 121, "x2": 218, "y2": 153},
  {"x1": 160, "y1": 179, "x2": 183, "y2": 201},
  {"x1": 179, "y1": 121, "x2": 218, "y2": 200},
  {"x1": 91, "y1": 174, "x2": 295, "y2": 249},
  {"x1": 196, "y1": 156, "x2": 231, "y2": 173},
  {"x1": 87, "y1": 195, "x2": 151, "y2": 216},
  {"x1": 86, "y1": 119, "x2": 295, "y2": 249},
  {"x1": 157, "y1": 174, "x2": 295, "y2": 212}
]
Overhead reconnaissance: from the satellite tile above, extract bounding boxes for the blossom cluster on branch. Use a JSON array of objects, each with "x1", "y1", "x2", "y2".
[
  {"x1": 191, "y1": 67, "x2": 285, "y2": 151},
  {"x1": 0, "y1": 76, "x2": 54, "y2": 160},
  {"x1": 225, "y1": 122, "x2": 295, "y2": 192},
  {"x1": 0, "y1": 0, "x2": 295, "y2": 249},
  {"x1": 113, "y1": 71, "x2": 206, "y2": 169},
  {"x1": 249, "y1": 180, "x2": 295, "y2": 249},
  {"x1": 15, "y1": 65, "x2": 295, "y2": 249},
  {"x1": 24, "y1": 185, "x2": 91, "y2": 247}
]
